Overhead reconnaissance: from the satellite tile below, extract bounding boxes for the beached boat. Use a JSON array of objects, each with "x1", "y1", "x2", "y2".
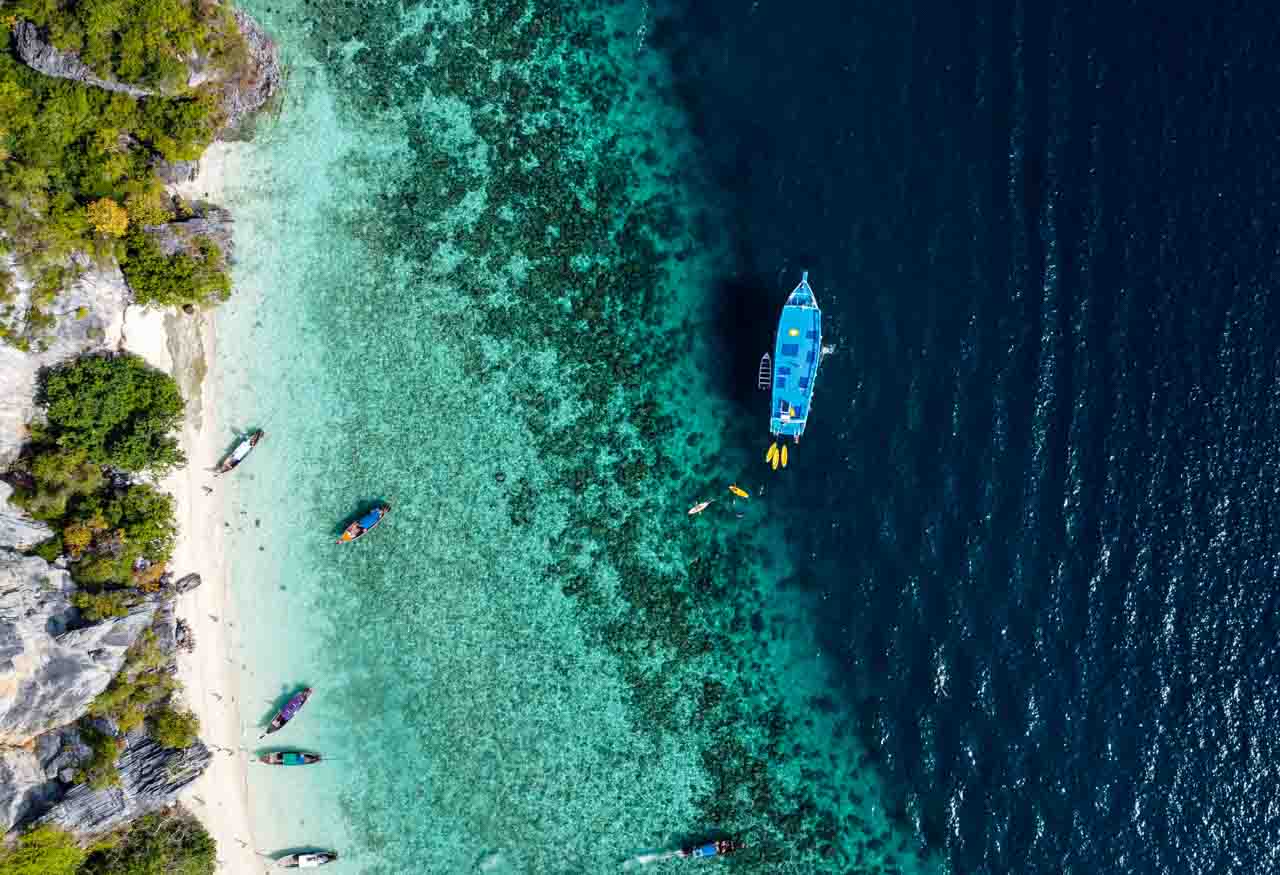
[
  {"x1": 276, "y1": 851, "x2": 338, "y2": 868},
  {"x1": 259, "y1": 688, "x2": 312, "y2": 739},
  {"x1": 766, "y1": 272, "x2": 822, "y2": 469},
  {"x1": 259, "y1": 751, "x2": 321, "y2": 766},
  {"x1": 216, "y1": 430, "x2": 264, "y2": 474},
  {"x1": 337, "y1": 504, "x2": 390, "y2": 543}
]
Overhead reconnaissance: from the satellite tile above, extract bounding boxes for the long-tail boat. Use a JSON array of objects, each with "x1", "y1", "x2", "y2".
[
  {"x1": 216, "y1": 430, "x2": 264, "y2": 474},
  {"x1": 259, "y1": 751, "x2": 321, "y2": 766},
  {"x1": 276, "y1": 851, "x2": 338, "y2": 868},
  {"x1": 259, "y1": 688, "x2": 312, "y2": 739},
  {"x1": 337, "y1": 504, "x2": 390, "y2": 543}
]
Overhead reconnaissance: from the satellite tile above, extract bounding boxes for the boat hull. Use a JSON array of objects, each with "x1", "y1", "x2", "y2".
[
  {"x1": 769, "y1": 273, "x2": 822, "y2": 440},
  {"x1": 338, "y1": 504, "x2": 390, "y2": 543}
]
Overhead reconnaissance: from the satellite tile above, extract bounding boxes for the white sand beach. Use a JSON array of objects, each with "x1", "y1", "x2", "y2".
[{"x1": 123, "y1": 142, "x2": 262, "y2": 874}]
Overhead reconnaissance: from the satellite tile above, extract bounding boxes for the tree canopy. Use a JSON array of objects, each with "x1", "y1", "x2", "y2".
[
  {"x1": 79, "y1": 810, "x2": 215, "y2": 875},
  {"x1": 37, "y1": 353, "x2": 185, "y2": 474},
  {"x1": 0, "y1": 826, "x2": 84, "y2": 875}
]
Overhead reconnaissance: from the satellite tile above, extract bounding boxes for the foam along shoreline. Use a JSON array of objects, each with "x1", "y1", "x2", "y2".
[{"x1": 122, "y1": 142, "x2": 262, "y2": 874}]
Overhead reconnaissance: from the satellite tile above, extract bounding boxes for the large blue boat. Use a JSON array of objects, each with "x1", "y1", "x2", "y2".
[{"x1": 765, "y1": 272, "x2": 822, "y2": 469}]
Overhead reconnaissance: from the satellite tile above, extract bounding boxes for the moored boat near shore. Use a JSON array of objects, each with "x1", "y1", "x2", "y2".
[
  {"x1": 259, "y1": 687, "x2": 312, "y2": 739},
  {"x1": 337, "y1": 503, "x2": 390, "y2": 543},
  {"x1": 259, "y1": 750, "x2": 322, "y2": 766},
  {"x1": 216, "y1": 430, "x2": 264, "y2": 474},
  {"x1": 276, "y1": 851, "x2": 338, "y2": 868}
]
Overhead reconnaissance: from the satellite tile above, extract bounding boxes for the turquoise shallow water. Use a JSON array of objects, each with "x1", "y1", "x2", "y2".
[{"x1": 211, "y1": 1, "x2": 938, "y2": 871}]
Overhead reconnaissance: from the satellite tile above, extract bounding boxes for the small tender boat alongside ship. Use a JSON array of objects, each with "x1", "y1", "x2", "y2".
[
  {"x1": 337, "y1": 504, "x2": 391, "y2": 543},
  {"x1": 216, "y1": 430, "x2": 264, "y2": 474},
  {"x1": 765, "y1": 272, "x2": 823, "y2": 470},
  {"x1": 259, "y1": 750, "x2": 321, "y2": 766},
  {"x1": 276, "y1": 851, "x2": 338, "y2": 868},
  {"x1": 259, "y1": 687, "x2": 312, "y2": 739}
]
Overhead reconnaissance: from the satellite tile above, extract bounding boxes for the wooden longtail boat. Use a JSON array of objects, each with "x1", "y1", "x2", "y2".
[
  {"x1": 259, "y1": 688, "x2": 312, "y2": 739},
  {"x1": 337, "y1": 504, "x2": 390, "y2": 543},
  {"x1": 216, "y1": 430, "x2": 264, "y2": 474},
  {"x1": 259, "y1": 751, "x2": 322, "y2": 766},
  {"x1": 276, "y1": 851, "x2": 338, "y2": 868}
]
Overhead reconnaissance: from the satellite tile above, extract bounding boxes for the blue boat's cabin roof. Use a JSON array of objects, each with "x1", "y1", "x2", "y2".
[{"x1": 770, "y1": 273, "x2": 822, "y2": 438}]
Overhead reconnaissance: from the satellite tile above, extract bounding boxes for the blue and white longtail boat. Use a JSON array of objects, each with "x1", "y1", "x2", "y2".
[{"x1": 765, "y1": 272, "x2": 822, "y2": 469}]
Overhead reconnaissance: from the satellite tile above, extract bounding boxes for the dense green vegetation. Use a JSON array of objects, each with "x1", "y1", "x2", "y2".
[
  {"x1": 0, "y1": 811, "x2": 216, "y2": 875},
  {"x1": 147, "y1": 704, "x2": 199, "y2": 749},
  {"x1": 74, "y1": 722, "x2": 123, "y2": 790},
  {"x1": 80, "y1": 810, "x2": 215, "y2": 875},
  {"x1": 0, "y1": 826, "x2": 84, "y2": 875},
  {"x1": 10, "y1": 0, "x2": 246, "y2": 90},
  {"x1": 34, "y1": 353, "x2": 185, "y2": 474},
  {"x1": 0, "y1": 5, "x2": 242, "y2": 347},
  {"x1": 0, "y1": 49, "x2": 217, "y2": 268},
  {"x1": 121, "y1": 229, "x2": 231, "y2": 307},
  {"x1": 87, "y1": 628, "x2": 180, "y2": 734},
  {"x1": 13, "y1": 355, "x2": 182, "y2": 595}
]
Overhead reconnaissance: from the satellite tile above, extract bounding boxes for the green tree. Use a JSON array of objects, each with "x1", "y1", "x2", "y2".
[
  {"x1": 78, "y1": 810, "x2": 215, "y2": 875},
  {"x1": 37, "y1": 353, "x2": 185, "y2": 473},
  {"x1": 121, "y1": 231, "x2": 230, "y2": 307},
  {"x1": 74, "y1": 723, "x2": 122, "y2": 790},
  {"x1": 0, "y1": 825, "x2": 84, "y2": 875},
  {"x1": 148, "y1": 704, "x2": 199, "y2": 749}
]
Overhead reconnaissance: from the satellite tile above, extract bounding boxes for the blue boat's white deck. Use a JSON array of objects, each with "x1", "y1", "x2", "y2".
[{"x1": 769, "y1": 275, "x2": 822, "y2": 438}]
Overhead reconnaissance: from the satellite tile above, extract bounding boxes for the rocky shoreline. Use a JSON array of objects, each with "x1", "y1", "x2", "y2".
[{"x1": 0, "y1": 3, "x2": 278, "y2": 845}]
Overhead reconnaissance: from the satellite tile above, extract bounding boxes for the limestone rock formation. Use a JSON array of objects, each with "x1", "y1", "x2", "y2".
[
  {"x1": 0, "y1": 747, "x2": 58, "y2": 833},
  {"x1": 0, "y1": 258, "x2": 128, "y2": 466},
  {"x1": 0, "y1": 551, "x2": 155, "y2": 745},
  {"x1": 145, "y1": 202, "x2": 235, "y2": 266},
  {"x1": 218, "y1": 10, "x2": 283, "y2": 139},
  {"x1": 11, "y1": 22, "x2": 154, "y2": 98},
  {"x1": 0, "y1": 484, "x2": 51, "y2": 551},
  {"x1": 38, "y1": 730, "x2": 211, "y2": 836}
]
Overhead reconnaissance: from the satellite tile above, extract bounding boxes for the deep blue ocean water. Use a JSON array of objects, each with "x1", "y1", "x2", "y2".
[{"x1": 658, "y1": 0, "x2": 1280, "y2": 871}]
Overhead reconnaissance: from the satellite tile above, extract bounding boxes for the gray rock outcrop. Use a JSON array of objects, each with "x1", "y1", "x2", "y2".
[
  {"x1": 38, "y1": 729, "x2": 211, "y2": 836},
  {"x1": 0, "y1": 550, "x2": 154, "y2": 745},
  {"x1": 11, "y1": 23, "x2": 154, "y2": 98},
  {"x1": 0, "y1": 257, "x2": 128, "y2": 466},
  {"x1": 145, "y1": 202, "x2": 235, "y2": 265},
  {"x1": 0, "y1": 484, "x2": 51, "y2": 551},
  {"x1": 0, "y1": 747, "x2": 58, "y2": 832},
  {"x1": 217, "y1": 10, "x2": 282, "y2": 139}
]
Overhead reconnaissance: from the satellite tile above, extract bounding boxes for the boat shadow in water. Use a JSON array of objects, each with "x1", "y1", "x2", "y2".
[
  {"x1": 333, "y1": 498, "x2": 391, "y2": 539},
  {"x1": 257, "y1": 684, "x2": 312, "y2": 729},
  {"x1": 706, "y1": 272, "x2": 783, "y2": 412}
]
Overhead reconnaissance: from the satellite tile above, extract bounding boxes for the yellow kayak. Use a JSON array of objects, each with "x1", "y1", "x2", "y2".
[
  {"x1": 766, "y1": 442, "x2": 778, "y2": 464},
  {"x1": 728, "y1": 485, "x2": 749, "y2": 499},
  {"x1": 780, "y1": 445, "x2": 789, "y2": 468}
]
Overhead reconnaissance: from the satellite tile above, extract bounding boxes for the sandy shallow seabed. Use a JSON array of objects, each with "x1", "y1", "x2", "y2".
[{"x1": 122, "y1": 142, "x2": 261, "y2": 874}]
